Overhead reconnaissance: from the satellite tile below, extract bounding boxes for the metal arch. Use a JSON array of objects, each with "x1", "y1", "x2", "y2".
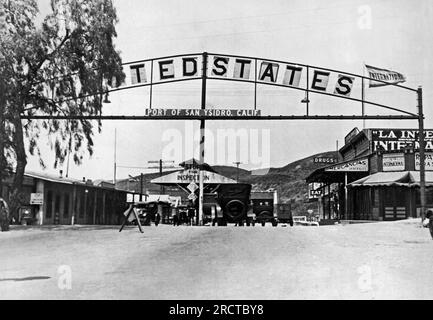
[
  {"x1": 20, "y1": 115, "x2": 418, "y2": 120},
  {"x1": 24, "y1": 51, "x2": 418, "y2": 118}
]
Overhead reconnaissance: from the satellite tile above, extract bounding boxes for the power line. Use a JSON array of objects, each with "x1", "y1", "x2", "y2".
[{"x1": 131, "y1": 0, "x2": 394, "y2": 31}]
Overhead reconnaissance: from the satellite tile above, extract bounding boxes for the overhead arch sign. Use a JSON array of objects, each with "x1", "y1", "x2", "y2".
[
  {"x1": 26, "y1": 52, "x2": 420, "y2": 121},
  {"x1": 122, "y1": 54, "x2": 355, "y2": 98}
]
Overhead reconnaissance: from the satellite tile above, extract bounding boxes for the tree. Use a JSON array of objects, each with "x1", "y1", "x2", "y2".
[{"x1": 0, "y1": 0, "x2": 125, "y2": 230}]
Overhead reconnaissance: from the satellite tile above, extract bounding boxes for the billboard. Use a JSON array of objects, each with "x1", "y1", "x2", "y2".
[{"x1": 371, "y1": 129, "x2": 433, "y2": 152}]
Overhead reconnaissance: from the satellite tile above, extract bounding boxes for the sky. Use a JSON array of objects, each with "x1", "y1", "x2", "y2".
[{"x1": 27, "y1": 0, "x2": 433, "y2": 181}]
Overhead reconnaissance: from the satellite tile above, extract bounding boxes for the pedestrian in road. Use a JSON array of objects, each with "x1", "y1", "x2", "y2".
[
  {"x1": 155, "y1": 212, "x2": 161, "y2": 226},
  {"x1": 0, "y1": 198, "x2": 9, "y2": 232},
  {"x1": 173, "y1": 213, "x2": 179, "y2": 226},
  {"x1": 427, "y1": 209, "x2": 433, "y2": 240}
]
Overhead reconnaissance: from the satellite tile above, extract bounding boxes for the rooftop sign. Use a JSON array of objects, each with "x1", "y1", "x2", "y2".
[{"x1": 371, "y1": 129, "x2": 433, "y2": 152}]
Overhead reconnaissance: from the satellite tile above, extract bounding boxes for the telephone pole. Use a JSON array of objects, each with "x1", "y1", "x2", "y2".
[{"x1": 418, "y1": 87, "x2": 426, "y2": 221}]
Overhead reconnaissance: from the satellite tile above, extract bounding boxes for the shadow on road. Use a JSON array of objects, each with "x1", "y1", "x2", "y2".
[{"x1": 0, "y1": 276, "x2": 51, "y2": 282}]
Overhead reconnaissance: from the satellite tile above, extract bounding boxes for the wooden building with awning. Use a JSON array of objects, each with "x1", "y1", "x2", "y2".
[
  {"x1": 306, "y1": 157, "x2": 370, "y2": 220},
  {"x1": 306, "y1": 127, "x2": 433, "y2": 221}
]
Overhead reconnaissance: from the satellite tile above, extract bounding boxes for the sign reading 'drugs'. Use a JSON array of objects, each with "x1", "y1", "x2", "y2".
[
  {"x1": 325, "y1": 158, "x2": 369, "y2": 172},
  {"x1": 144, "y1": 108, "x2": 261, "y2": 118},
  {"x1": 313, "y1": 157, "x2": 338, "y2": 164},
  {"x1": 116, "y1": 54, "x2": 356, "y2": 97}
]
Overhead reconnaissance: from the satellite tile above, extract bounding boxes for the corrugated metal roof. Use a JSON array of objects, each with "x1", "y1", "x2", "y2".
[
  {"x1": 25, "y1": 171, "x2": 84, "y2": 185},
  {"x1": 24, "y1": 171, "x2": 128, "y2": 192}
]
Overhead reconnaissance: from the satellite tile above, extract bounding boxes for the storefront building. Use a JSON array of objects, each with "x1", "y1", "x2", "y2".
[
  {"x1": 307, "y1": 128, "x2": 433, "y2": 221},
  {"x1": 1, "y1": 171, "x2": 131, "y2": 225}
]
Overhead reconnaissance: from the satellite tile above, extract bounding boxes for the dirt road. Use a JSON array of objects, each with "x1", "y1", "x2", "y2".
[{"x1": 1, "y1": 220, "x2": 432, "y2": 299}]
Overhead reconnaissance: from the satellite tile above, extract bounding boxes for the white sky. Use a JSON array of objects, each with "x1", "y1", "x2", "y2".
[{"x1": 28, "y1": 0, "x2": 433, "y2": 180}]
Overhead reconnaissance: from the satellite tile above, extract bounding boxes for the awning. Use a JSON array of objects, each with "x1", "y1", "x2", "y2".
[
  {"x1": 349, "y1": 171, "x2": 433, "y2": 187},
  {"x1": 306, "y1": 157, "x2": 369, "y2": 184}
]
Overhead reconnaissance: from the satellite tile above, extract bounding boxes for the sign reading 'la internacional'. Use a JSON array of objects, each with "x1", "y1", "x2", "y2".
[{"x1": 371, "y1": 129, "x2": 433, "y2": 152}]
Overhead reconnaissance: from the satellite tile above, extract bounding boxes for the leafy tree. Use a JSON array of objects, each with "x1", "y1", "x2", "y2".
[{"x1": 0, "y1": 0, "x2": 125, "y2": 230}]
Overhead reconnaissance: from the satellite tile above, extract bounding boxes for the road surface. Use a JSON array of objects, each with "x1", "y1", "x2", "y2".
[{"x1": 1, "y1": 219, "x2": 432, "y2": 299}]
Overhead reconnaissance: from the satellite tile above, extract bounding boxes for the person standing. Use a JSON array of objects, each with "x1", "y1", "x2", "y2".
[
  {"x1": 426, "y1": 209, "x2": 433, "y2": 240},
  {"x1": 155, "y1": 212, "x2": 161, "y2": 226},
  {"x1": 0, "y1": 199, "x2": 9, "y2": 232}
]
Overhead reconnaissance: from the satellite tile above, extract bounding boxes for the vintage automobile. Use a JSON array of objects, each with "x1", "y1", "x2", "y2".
[
  {"x1": 247, "y1": 191, "x2": 294, "y2": 227},
  {"x1": 200, "y1": 183, "x2": 252, "y2": 226}
]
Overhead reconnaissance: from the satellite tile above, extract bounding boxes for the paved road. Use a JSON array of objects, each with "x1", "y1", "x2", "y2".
[{"x1": 1, "y1": 220, "x2": 432, "y2": 299}]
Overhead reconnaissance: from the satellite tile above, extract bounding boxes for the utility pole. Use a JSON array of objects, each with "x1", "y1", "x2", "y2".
[
  {"x1": 114, "y1": 128, "x2": 117, "y2": 185},
  {"x1": 198, "y1": 52, "x2": 208, "y2": 226},
  {"x1": 233, "y1": 161, "x2": 242, "y2": 182},
  {"x1": 418, "y1": 86, "x2": 426, "y2": 221},
  {"x1": 146, "y1": 159, "x2": 176, "y2": 194},
  {"x1": 140, "y1": 173, "x2": 143, "y2": 201},
  {"x1": 159, "y1": 159, "x2": 164, "y2": 194}
]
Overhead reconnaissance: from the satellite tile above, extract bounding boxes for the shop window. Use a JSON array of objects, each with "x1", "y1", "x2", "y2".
[
  {"x1": 46, "y1": 190, "x2": 53, "y2": 218},
  {"x1": 64, "y1": 193, "x2": 70, "y2": 217}
]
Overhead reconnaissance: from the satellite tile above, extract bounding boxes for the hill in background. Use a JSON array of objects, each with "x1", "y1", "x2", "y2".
[{"x1": 114, "y1": 151, "x2": 340, "y2": 214}]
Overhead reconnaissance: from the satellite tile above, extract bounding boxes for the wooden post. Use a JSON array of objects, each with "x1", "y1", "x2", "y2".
[
  {"x1": 71, "y1": 185, "x2": 77, "y2": 225},
  {"x1": 198, "y1": 52, "x2": 208, "y2": 226},
  {"x1": 328, "y1": 184, "x2": 331, "y2": 219},
  {"x1": 102, "y1": 191, "x2": 106, "y2": 225},
  {"x1": 93, "y1": 190, "x2": 97, "y2": 225},
  {"x1": 84, "y1": 189, "x2": 88, "y2": 223},
  {"x1": 140, "y1": 173, "x2": 143, "y2": 201},
  {"x1": 345, "y1": 173, "x2": 348, "y2": 220},
  {"x1": 418, "y1": 87, "x2": 426, "y2": 221}
]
